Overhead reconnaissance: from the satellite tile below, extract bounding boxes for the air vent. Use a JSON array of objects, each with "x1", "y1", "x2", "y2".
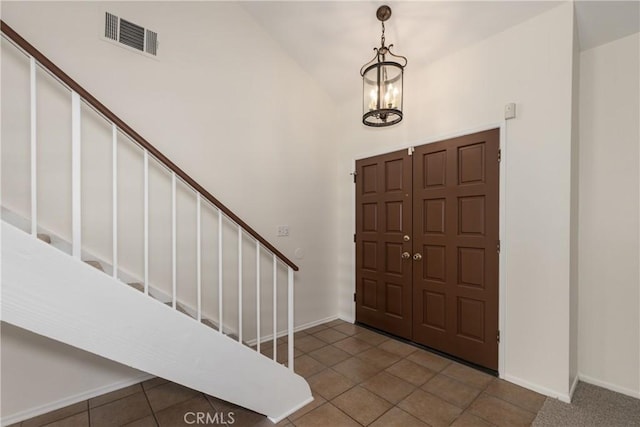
[{"x1": 104, "y1": 12, "x2": 158, "y2": 57}]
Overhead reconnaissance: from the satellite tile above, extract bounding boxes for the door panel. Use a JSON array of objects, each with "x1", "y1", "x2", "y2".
[
  {"x1": 355, "y1": 149, "x2": 412, "y2": 339},
  {"x1": 354, "y1": 129, "x2": 499, "y2": 371},
  {"x1": 412, "y1": 129, "x2": 499, "y2": 370}
]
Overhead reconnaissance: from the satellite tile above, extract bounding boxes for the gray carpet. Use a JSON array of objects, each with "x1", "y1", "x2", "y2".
[{"x1": 533, "y1": 382, "x2": 640, "y2": 426}]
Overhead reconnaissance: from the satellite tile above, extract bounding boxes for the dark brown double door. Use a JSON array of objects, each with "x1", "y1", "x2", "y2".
[{"x1": 355, "y1": 129, "x2": 499, "y2": 370}]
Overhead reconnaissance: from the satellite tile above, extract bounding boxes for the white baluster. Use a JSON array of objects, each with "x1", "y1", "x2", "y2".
[
  {"x1": 30, "y1": 57, "x2": 37, "y2": 237},
  {"x1": 238, "y1": 227, "x2": 243, "y2": 343},
  {"x1": 71, "y1": 91, "x2": 81, "y2": 258},
  {"x1": 288, "y1": 267, "x2": 294, "y2": 371},
  {"x1": 256, "y1": 240, "x2": 261, "y2": 353},
  {"x1": 218, "y1": 210, "x2": 223, "y2": 334},
  {"x1": 172, "y1": 172, "x2": 176, "y2": 309},
  {"x1": 112, "y1": 124, "x2": 118, "y2": 279},
  {"x1": 143, "y1": 151, "x2": 149, "y2": 294},
  {"x1": 273, "y1": 254, "x2": 277, "y2": 362},
  {"x1": 196, "y1": 194, "x2": 202, "y2": 322}
]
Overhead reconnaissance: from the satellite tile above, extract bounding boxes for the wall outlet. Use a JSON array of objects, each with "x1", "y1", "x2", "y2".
[{"x1": 277, "y1": 225, "x2": 289, "y2": 237}]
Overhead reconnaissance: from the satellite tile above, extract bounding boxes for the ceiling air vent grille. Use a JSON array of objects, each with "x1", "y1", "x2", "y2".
[{"x1": 103, "y1": 12, "x2": 158, "y2": 57}]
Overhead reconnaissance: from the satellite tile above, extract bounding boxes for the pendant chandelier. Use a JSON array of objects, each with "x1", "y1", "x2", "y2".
[{"x1": 360, "y1": 5, "x2": 407, "y2": 127}]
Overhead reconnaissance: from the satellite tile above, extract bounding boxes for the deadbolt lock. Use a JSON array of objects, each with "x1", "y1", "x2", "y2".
[
  {"x1": 403, "y1": 235, "x2": 410, "y2": 242},
  {"x1": 413, "y1": 253, "x2": 422, "y2": 261},
  {"x1": 401, "y1": 252, "x2": 411, "y2": 260}
]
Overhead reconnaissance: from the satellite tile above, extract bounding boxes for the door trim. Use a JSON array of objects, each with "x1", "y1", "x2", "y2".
[{"x1": 351, "y1": 122, "x2": 508, "y2": 377}]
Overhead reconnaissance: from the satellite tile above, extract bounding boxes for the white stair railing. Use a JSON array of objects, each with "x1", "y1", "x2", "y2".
[{"x1": 1, "y1": 21, "x2": 298, "y2": 372}]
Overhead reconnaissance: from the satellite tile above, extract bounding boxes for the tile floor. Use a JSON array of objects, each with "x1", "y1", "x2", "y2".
[{"x1": 11, "y1": 320, "x2": 546, "y2": 426}]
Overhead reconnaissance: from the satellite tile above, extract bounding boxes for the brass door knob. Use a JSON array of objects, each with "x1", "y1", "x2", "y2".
[
  {"x1": 403, "y1": 235, "x2": 411, "y2": 242},
  {"x1": 413, "y1": 253, "x2": 422, "y2": 261},
  {"x1": 401, "y1": 252, "x2": 411, "y2": 260}
]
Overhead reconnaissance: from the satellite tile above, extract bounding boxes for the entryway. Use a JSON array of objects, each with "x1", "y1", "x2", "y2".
[{"x1": 355, "y1": 129, "x2": 500, "y2": 371}]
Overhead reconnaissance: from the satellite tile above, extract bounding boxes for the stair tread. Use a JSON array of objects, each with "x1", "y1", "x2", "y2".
[
  {"x1": 164, "y1": 301, "x2": 191, "y2": 317},
  {"x1": 128, "y1": 282, "x2": 144, "y2": 292},
  {"x1": 84, "y1": 260, "x2": 104, "y2": 272},
  {"x1": 202, "y1": 318, "x2": 219, "y2": 330},
  {"x1": 37, "y1": 233, "x2": 51, "y2": 244}
]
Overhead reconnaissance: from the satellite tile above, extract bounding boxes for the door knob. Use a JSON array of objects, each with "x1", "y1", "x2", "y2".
[
  {"x1": 403, "y1": 235, "x2": 411, "y2": 242},
  {"x1": 401, "y1": 252, "x2": 411, "y2": 260},
  {"x1": 413, "y1": 253, "x2": 422, "y2": 261}
]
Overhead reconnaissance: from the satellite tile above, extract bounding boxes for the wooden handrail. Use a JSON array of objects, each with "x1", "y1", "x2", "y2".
[{"x1": 1, "y1": 20, "x2": 299, "y2": 271}]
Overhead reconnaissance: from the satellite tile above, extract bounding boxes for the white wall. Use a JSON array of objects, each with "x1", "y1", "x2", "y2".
[
  {"x1": 1, "y1": 323, "x2": 150, "y2": 423},
  {"x1": 335, "y1": 2, "x2": 576, "y2": 399},
  {"x1": 1, "y1": 1, "x2": 339, "y2": 421},
  {"x1": 578, "y1": 32, "x2": 640, "y2": 398}
]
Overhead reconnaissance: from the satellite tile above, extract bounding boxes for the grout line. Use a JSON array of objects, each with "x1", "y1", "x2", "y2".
[{"x1": 141, "y1": 384, "x2": 160, "y2": 426}]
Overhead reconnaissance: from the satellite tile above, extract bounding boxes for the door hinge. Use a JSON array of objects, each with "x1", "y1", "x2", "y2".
[
  {"x1": 498, "y1": 149, "x2": 501, "y2": 162},
  {"x1": 497, "y1": 330, "x2": 500, "y2": 343},
  {"x1": 353, "y1": 292, "x2": 356, "y2": 302},
  {"x1": 408, "y1": 147, "x2": 415, "y2": 156},
  {"x1": 497, "y1": 240, "x2": 501, "y2": 254},
  {"x1": 354, "y1": 233, "x2": 356, "y2": 243},
  {"x1": 351, "y1": 171, "x2": 357, "y2": 183}
]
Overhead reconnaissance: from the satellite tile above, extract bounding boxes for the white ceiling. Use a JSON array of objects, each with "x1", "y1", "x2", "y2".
[{"x1": 241, "y1": 1, "x2": 639, "y2": 103}]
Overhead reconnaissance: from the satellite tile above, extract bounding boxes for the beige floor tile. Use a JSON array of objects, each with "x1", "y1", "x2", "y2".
[
  {"x1": 295, "y1": 330, "x2": 309, "y2": 339},
  {"x1": 356, "y1": 347, "x2": 401, "y2": 369},
  {"x1": 42, "y1": 411, "x2": 89, "y2": 427},
  {"x1": 406, "y1": 349, "x2": 452, "y2": 372},
  {"x1": 155, "y1": 395, "x2": 216, "y2": 426},
  {"x1": 331, "y1": 323, "x2": 366, "y2": 336},
  {"x1": 450, "y1": 411, "x2": 496, "y2": 427},
  {"x1": 89, "y1": 384, "x2": 143, "y2": 408},
  {"x1": 294, "y1": 355, "x2": 327, "y2": 378},
  {"x1": 332, "y1": 357, "x2": 382, "y2": 383},
  {"x1": 313, "y1": 328, "x2": 349, "y2": 344},
  {"x1": 361, "y1": 371, "x2": 416, "y2": 404},
  {"x1": 468, "y1": 394, "x2": 536, "y2": 427},
  {"x1": 122, "y1": 416, "x2": 158, "y2": 427},
  {"x1": 308, "y1": 345, "x2": 351, "y2": 366},
  {"x1": 305, "y1": 324, "x2": 329, "y2": 335},
  {"x1": 441, "y1": 363, "x2": 494, "y2": 390},
  {"x1": 293, "y1": 403, "x2": 359, "y2": 427},
  {"x1": 145, "y1": 382, "x2": 201, "y2": 413},
  {"x1": 369, "y1": 407, "x2": 430, "y2": 427},
  {"x1": 288, "y1": 395, "x2": 326, "y2": 421},
  {"x1": 377, "y1": 339, "x2": 418, "y2": 357},
  {"x1": 141, "y1": 377, "x2": 169, "y2": 391},
  {"x1": 332, "y1": 386, "x2": 393, "y2": 425},
  {"x1": 423, "y1": 374, "x2": 482, "y2": 408},
  {"x1": 398, "y1": 389, "x2": 463, "y2": 427},
  {"x1": 294, "y1": 335, "x2": 327, "y2": 353},
  {"x1": 353, "y1": 330, "x2": 389, "y2": 346},
  {"x1": 385, "y1": 359, "x2": 436, "y2": 386},
  {"x1": 90, "y1": 392, "x2": 152, "y2": 427},
  {"x1": 307, "y1": 369, "x2": 355, "y2": 400},
  {"x1": 332, "y1": 336, "x2": 372, "y2": 356},
  {"x1": 22, "y1": 402, "x2": 88, "y2": 427},
  {"x1": 325, "y1": 319, "x2": 348, "y2": 328},
  {"x1": 484, "y1": 379, "x2": 546, "y2": 413}
]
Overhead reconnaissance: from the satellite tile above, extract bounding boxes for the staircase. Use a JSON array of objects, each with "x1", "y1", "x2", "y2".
[{"x1": 0, "y1": 20, "x2": 312, "y2": 423}]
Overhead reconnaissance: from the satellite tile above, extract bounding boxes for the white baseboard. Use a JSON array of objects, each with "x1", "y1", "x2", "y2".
[
  {"x1": 503, "y1": 374, "x2": 572, "y2": 403},
  {"x1": 1, "y1": 373, "x2": 154, "y2": 426},
  {"x1": 578, "y1": 373, "x2": 640, "y2": 399},
  {"x1": 338, "y1": 314, "x2": 355, "y2": 324}
]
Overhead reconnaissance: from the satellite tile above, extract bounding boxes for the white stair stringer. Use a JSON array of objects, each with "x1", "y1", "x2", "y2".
[{"x1": 1, "y1": 222, "x2": 313, "y2": 422}]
